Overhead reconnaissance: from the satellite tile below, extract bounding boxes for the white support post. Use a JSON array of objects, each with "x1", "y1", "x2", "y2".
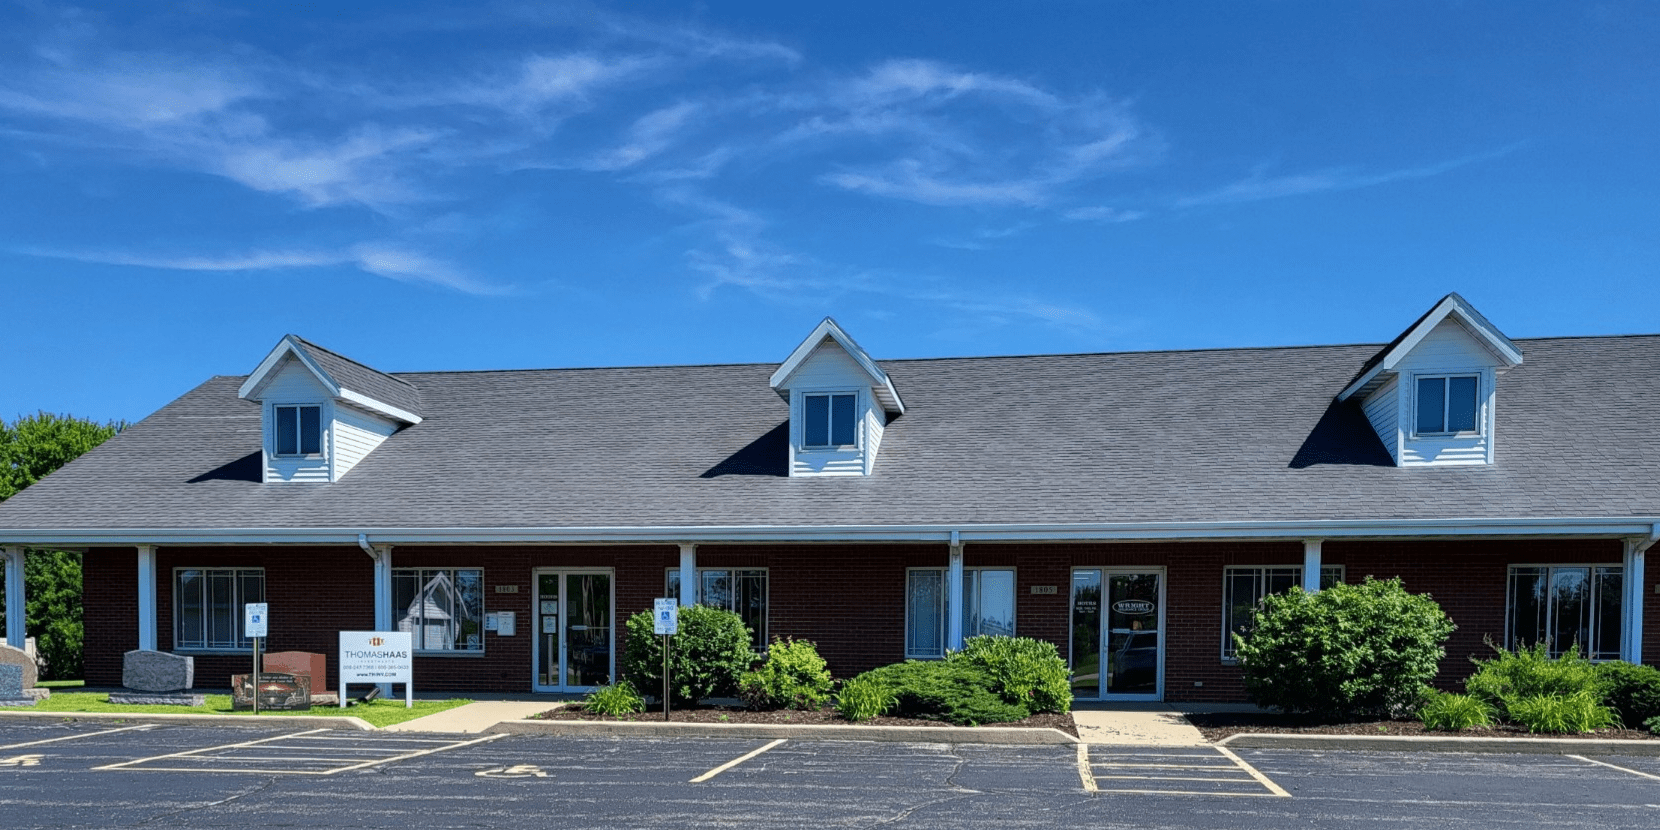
[
  {"x1": 1624, "y1": 539, "x2": 1646, "y2": 665},
  {"x1": 946, "y1": 536, "x2": 965, "y2": 653},
  {"x1": 1302, "y1": 539, "x2": 1323, "y2": 594},
  {"x1": 678, "y1": 543, "x2": 698, "y2": 607},
  {"x1": 136, "y1": 545, "x2": 158, "y2": 651},
  {"x1": 3, "y1": 546, "x2": 25, "y2": 649},
  {"x1": 374, "y1": 545, "x2": 393, "y2": 697}
]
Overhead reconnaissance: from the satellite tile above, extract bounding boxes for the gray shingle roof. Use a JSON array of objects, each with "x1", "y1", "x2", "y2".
[
  {"x1": 292, "y1": 337, "x2": 423, "y2": 418},
  {"x1": 2, "y1": 334, "x2": 1657, "y2": 532}
]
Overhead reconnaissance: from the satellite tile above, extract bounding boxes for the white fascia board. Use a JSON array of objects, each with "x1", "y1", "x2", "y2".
[
  {"x1": 338, "y1": 388, "x2": 423, "y2": 425},
  {"x1": 770, "y1": 317, "x2": 904, "y2": 414},
  {"x1": 238, "y1": 335, "x2": 342, "y2": 400},
  {"x1": 6, "y1": 516, "x2": 1656, "y2": 547},
  {"x1": 1338, "y1": 294, "x2": 1524, "y2": 402}
]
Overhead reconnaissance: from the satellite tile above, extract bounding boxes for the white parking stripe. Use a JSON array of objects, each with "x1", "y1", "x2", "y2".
[
  {"x1": 690, "y1": 739, "x2": 787, "y2": 783},
  {"x1": 93, "y1": 729, "x2": 332, "y2": 770},
  {"x1": 0, "y1": 724, "x2": 155, "y2": 751},
  {"x1": 1569, "y1": 754, "x2": 1660, "y2": 782},
  {"x1": 94, "y1": 730, "x2": 506, "y2": 775},
  {"x1": 1212, "y1": 745, "x2": 1291, "y2": 798},
  {"x1": 1079, "y1": 744, "x2": 1291, "y2": 797}
]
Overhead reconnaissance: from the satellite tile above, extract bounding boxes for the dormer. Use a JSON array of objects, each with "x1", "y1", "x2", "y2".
[
  {"x1": 237, "y1": 336, "x2": 422, "y2": 483},
  {"x1": 1338, "y1": 294, "x2": 1523, "y2": 466},
  {"x1": 770, "y1": 318, "x2": 904, "y2": 476}
]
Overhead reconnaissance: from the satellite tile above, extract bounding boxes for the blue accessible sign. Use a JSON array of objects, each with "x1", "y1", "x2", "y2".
[{"x1": 653, "y1": 598, "x2": 678, "y2": 635}]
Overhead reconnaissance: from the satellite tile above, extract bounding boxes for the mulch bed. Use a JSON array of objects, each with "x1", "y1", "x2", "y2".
[
  {"x1": 533, "y1": 703, "x2": 1079, "y2": 737},
  {"x1": 1185, "y1": 711, "x2": 1658, "y2": 742}
]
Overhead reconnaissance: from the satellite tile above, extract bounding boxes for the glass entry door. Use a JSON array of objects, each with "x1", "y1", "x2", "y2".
[
  {"x1": 1070, "y1": 569, "x2": 1164, "y2": 700},
  {"x1": 534, "y1": 570, "x2": 613, "y2": 692}
]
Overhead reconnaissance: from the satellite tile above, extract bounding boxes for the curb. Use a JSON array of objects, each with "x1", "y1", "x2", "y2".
[
  {"x1": 1217, "y1": 732, "x2": 1660, "y2": 756},
  {"x1": 490, "y1": 719, "x2": 1079, "y2": 745},
  {"x1": 0, "y1": 710, "x2": 376, "y2": 731}
]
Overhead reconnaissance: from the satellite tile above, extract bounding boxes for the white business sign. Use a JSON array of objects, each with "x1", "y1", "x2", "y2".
[
  {"x1": 339, "y1": 631, "x2": 413, "y2": 708},
  {"x1": 244, "y1": 603, "x2": 268, "y2": 638},
  {"x1": 653, "y1": 598, "x2": 678, "y2": 635}
]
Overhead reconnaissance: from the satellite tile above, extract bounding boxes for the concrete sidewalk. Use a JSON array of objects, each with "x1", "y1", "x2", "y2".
[
  {"x1": 384, "y1": 699, "x2": 564, "y2": 733},
  {"x1": 1071, "y1": 703, "x2": 1208, "y2": 746}
]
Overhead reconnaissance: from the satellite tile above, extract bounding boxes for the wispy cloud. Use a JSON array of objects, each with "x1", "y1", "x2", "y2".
[
  {"x1": 18, "y1": 244, "x2": 505, "y2": 295},
  {"x1": 584, "y1": 101, "x2": 701, "y2": 171},
  {"x1": 1177, "y1": 147, "x2": 1522, "y2": 208},
  {"x1": 1064, "y1": 206, "x2": 1146, "y2": 224}
]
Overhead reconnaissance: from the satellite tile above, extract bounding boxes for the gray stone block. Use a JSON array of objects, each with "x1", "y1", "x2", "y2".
[
  {"x1": 0, "y1": 644, "x2": 37, "y2": 690},
  {"x1": 0, "y1": 697, "x2": 37, "y2": 708},
  {"x1": 122, "y1": 650, "x2": 195, "y2": 692},
  {"x1": 0, "y1": 664, "x2": 22, "y2": 697},
  {"x1": 107, "y1": 691, "x2": 206, "y2": 706}
]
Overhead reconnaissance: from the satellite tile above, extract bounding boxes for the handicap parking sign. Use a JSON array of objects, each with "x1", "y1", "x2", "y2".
[{"x1": 653, "y1": 598, "x2": 678, "y2": 635}]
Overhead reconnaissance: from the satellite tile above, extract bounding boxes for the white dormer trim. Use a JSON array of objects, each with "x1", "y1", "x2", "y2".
[
  {"x1": 1338, "y1": 293, "x2": 1523, "y2": 402},
  {"x1": 771, "y1": 318, "x2": 904, "y2": 415},
  {"x1": 239, "y1": 335, "x2": 423, "y2": 425}
]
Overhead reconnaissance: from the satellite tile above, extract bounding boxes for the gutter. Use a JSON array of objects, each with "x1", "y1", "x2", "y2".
[
  {"x1": 1636, "y1": 522, "x2": 1660, "y2": 554},
  {"x1": 3, "y1": 516, "x2": 1658, "y2": 547}
]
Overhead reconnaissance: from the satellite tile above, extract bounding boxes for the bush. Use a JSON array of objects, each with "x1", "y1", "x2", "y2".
[
  {"x1": 582, "y1": 682, "x2": 645, "y2": 716},
  {"x1": 1645, "y1": 714, "x2": 1660, "y2": 736},
  {"x1": 623, "y1": 604, "x2": 756, "y2": 706},
  {"x1": 949, "y1": 635, "x2": 1073, "y2": 714},
  {"x1": 1506, "y1": 691, "x2": 1618, "y2": 734},
  {"x1": 856, "y1": 661, "x2": 1030, "y2": 726},
  {"x1": 1465, "y1": 642, "x2": 1602, "y2": 717},
  {"x1": 836, "y1": 676, "x2": 897, "y2": 722},
  {"x1": 1233, "y1": 577, "x2": 1455, "y2": 718},
  {"x1": 1594, "y1": 661, "x2": 1660, "y2": 729},
  {"x1": 1417, "y1": 691, "x2": 1496, "y2": 730},
  {"x1": 739, "y1": 637, "x2": 833, "y2": 711}
]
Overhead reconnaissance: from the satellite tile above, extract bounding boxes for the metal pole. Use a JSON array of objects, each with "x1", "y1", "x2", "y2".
[
  {"x1": 252, "y1": 636, "x2": 261, "y2": 715},
  {"x1": 662, "y1": 633, "x2": 670, "y2": 722}
]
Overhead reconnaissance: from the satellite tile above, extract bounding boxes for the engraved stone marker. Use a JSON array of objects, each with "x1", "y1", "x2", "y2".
[
  {"x1": 0, "y1": 644, "x2": 37, "y2": 691},
  {"x1": 122, "y1": 649, "x2": 194, "y2": 692},
  {"x1": 0, "y1": 664, "x2": 34, "y2": 707},
  {"x1": 262, "y1": 651, "x2": 331, "y2": 701},
  {"x1": 232, "y1": 672, "x2": 312, "y2": 711}
]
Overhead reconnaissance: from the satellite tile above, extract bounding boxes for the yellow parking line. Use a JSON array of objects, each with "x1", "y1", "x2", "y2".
[
  {"x1": 0, "y1": 724, "x2": 154, "y2": 751},
  {"x1": 1093, "y1": 787, "x2": 1284, "y2": 797},
  {"x1": 93, "y1": 729, "x2": 332, "y2": 771},
  {"x1": 1212, "y1": 745, "x2": 1291, "y2": 798},
  {"x1": 320, "y1": 733, "x2": 506, "y2": 775},
  {"x1": 1077, "y1": 743, "x2": 1097, "y2": 792},
  {"x1": 690, "y1": 739, "x2": 787, "y2": 783}
]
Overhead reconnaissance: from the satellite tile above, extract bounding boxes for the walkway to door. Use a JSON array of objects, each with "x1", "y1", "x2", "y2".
[{"x1": 1071, "y1": 702, "x2": 1207, "y2": 747}]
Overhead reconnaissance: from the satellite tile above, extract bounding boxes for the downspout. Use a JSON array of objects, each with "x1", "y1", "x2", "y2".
[{"x1": 1622, "y1": 523, "x2": 1658, "y2": 665}]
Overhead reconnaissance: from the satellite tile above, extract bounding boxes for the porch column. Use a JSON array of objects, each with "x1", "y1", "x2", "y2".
[
  {"x1": 3, "y1": 546, "x2": 24, "y2": 648},
  {"x1": 136, "y1": 545, "x2": 158, "y2": 651},
  {"x1": 946, "y1": 536, "x2": 964, "y2": 652},
  {"x1": 1624, "y1": 538, "x2": 1647, "y2": 664},
  {"x1": 373, "y1": 546, "x2": 393, "y2": 632},
  {"x1": 678, "y1": 543, "x2": 698, "y2": 607},
  {"x1": 1301, "y1": 539, "x2": 1323, "y2": 594}
]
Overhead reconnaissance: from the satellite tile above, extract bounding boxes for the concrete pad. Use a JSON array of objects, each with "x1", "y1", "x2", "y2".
[
  {"x1": 491, "y1": 719, "x2": 1079, "y2": 744},
  {"x1": 1071, "y1": 702, "x2": 1208, "y2": 746},
  {"x1": 383, "y1": 700, "x2": 561, "y2": 733},
  {"x1": 1219, "y1": 732, "x2": 1660, "y2": 756}
]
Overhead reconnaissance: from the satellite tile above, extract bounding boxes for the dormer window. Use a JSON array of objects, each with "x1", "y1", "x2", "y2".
[
  {"x1": 804, "y1": 392, "x2": 858, "y2": 448},
  {"x1": 274, "y1": 405, "x2": 323, "y2": 457},
  {"x1": 1414, "y1": 375, "x2": 1479, "y2": 436}
]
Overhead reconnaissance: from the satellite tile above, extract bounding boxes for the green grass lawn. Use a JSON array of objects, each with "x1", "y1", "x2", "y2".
[
  {"x1": 28, "y1": 692, "x2": 472, "y2": 728},
  {"x1": 38, "y1": 679, "x2": 86, "y2": 689}
]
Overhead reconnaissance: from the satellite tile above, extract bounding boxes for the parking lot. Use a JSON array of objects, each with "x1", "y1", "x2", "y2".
[{"x1": 1, "y1": 720, "x2": 1658, "y2": 828}]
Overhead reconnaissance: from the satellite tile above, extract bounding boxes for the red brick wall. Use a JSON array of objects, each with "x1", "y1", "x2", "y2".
[{"x1": 81, "y1": 538, "x2": 1652, "y2": 701}]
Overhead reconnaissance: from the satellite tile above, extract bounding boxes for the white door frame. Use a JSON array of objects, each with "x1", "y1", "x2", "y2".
[
  {"x1": 531, "y1": 568, "x2": 616, "y2": 693},
  {"x1": 1071, "y1": 566, "x2": 1167, "y2": 702}
]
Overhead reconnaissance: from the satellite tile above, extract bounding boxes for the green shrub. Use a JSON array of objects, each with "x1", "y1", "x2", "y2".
[
  {"x1": 1465, "y1": 642, "x2": 1602, "y2": 717},
  {"x1": 623, "y1": 604, "x2": 756, "y2": 706},
  {"x1": 1232, "y1": 577, "x2": 1455, "y2": 718},
  {"x1": 582, "y1": 682, "x2": 645, "y2": 716},
  {"x1": 1594, "y1": 660, "x2": 1660, "y2": 729},
  {"x1": 836, "y1": 676, "x2": 898, "y2": 722},
  {"x1": 857, "y1": 660, "x2": 1030, "y2": 726},
  {"x1": 1505, "y1": 690, "x2": 1618, "y2": 734},
  {"x1": 1645, "y1": 714, "x2": 1660, "y2": 736},
  {"x1": 738, "y1": 637, "x2": 833, "y2": 710},
  {"x1": 949, "y1": 635, "x2": 1073, "y2": 714},
  {"x1": 1417, "y1": 691, "x2": 1496, "y2": 730}
]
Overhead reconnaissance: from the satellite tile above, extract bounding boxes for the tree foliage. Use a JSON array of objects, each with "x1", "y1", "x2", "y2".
[{"x1": 0, "y1": 412, "x2": 123, "y2": 679}]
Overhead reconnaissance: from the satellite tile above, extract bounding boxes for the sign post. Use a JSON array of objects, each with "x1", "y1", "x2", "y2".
[
  {"x1": 244, "y1": 603, "x2": 268, "y2": 715},
  {"x1": 653, "y1": 599, "x2": 678, "y2": 722},
  {"x1": 338, "y1": 631, "x2": 414, "y2": 709}
]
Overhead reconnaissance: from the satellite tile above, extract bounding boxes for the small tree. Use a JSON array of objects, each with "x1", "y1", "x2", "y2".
[
  {"x1": 623, "y1": 604, "x2": 754, "y2": 706},
  {"x1": 1233, "y1": 577, "x2": 1454, "y2": 718}
]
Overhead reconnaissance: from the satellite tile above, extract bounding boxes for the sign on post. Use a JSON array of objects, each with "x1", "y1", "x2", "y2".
[
  {"x1": 244, "y1": 604, "x2": 269, "y2": 638},
  {"x1": 338, "y1": 631, "x2": 414, "y2": 708},
  {"x1": 653, "y1": 599, "x2": 679, "y2": 635}
]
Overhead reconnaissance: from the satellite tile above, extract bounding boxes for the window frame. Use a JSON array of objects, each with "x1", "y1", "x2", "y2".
[
  {"x1": 665, "y1": 567, "x2": 769, "y2": 652},
  {"x1": 1220, "y1": 564, "x2": 1344, "y2": 661},
  {"x1": 172, "y1": 567, "x2": 265, "y2": 652},
  {"x1": 798, "y1": 389, "x2": 861, "y2": 450},
  {"x1": 905, "y1": 566, "x2": 1018, "y2": 659},
  {"x1": 1411, "y1": 373, "x2": 1482, "y2": 438},
  {"x1": 1505, "y1": 563, "x2": 1623, "y2": 661},
  {"x1": 393, "y1": 567, "x2": 487, "y2": 655},
  {"x1": 272, "y1": 403, "x2": 325, "y2": 458}
]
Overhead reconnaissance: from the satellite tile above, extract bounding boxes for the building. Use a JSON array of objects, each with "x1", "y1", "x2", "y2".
[{"x1": 0, "y1": 294, "x2": 1654, "y2": 701}]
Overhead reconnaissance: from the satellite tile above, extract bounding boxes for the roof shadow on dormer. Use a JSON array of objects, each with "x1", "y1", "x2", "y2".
[
  {"x1": 701, "y1": 421, "x2": 790, "y2": 478},
  {"x1": 188, "y1": 451, "x2": 264, "y2": 483},
  {"x1": 1289, "y1": 400, "x2": 1396, "y2": 469}
]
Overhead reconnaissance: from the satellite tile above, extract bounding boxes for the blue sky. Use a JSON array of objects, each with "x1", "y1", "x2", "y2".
[{"x1": 3, "y1": 1, "x2": 1656, "y2": 425}]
